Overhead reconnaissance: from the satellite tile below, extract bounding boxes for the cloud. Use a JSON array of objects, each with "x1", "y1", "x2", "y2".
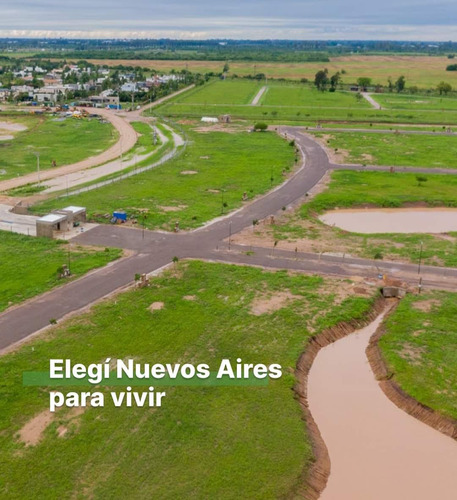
[{"x1": 0, "y1": 0, "x2": 456, "y2": 40}]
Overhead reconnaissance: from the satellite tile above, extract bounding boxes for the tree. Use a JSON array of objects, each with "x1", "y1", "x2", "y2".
[
  {"x1": 357, "y1": 77, "x2": 372, "y2": 90},
  {"x1": 314, "y1": 69, "x2": 329, "y2": 91},
  {"x1": 395, "y1": 75, "x2": 406, "y2": 93},
  {"x1": 330, "y1": 72, "x2": 341, "y2": 90},
  {"x1": 222, "y1": 62, "x2": 230, "y2": 73},
  {"x1": 387, "y1": 77, "x2": 394, "y2": 92},
  {"x1": 437, "y1": 81, "x2": 452, "y2": 95}
]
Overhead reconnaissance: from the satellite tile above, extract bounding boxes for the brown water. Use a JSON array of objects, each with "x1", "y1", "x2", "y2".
[
  {"x1": 320, "y1": 208, "x2": 457, "y2": 234},
  {"x1": 307, "y1": 313, "x2": 457, "y2": 500}
]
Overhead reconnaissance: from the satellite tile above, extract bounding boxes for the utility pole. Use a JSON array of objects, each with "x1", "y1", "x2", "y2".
[
  {"x1": 418, "y1": 241, "x2": 423, "y2": 275},
  {"x1": 34, "y1": 152, "x2": 40, "y2": 185}
]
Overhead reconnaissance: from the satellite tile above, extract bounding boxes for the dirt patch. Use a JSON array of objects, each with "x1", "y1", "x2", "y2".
[
  {"x1": 180, "y1": 170, "x2": 198, "y2": 175},
  {"x1": 149, "y1": 301, "x2": 164, "y2": 312},
  {"x1": 398, "y1": 342, "x2": 426, "y2": 365},
  {"x1": 412, "y1": 299, "x2": 441, "y2": 312},
  {"x1": 0, "y1": 121, "x2": 28, "y2": 133},
  {"x1": 250, "y1": 290, "x2": 302, "y2": 316},
  {"x1": 183, "y1": 295, "x2": 196, "y2": 301},
  {"x1": 207, "y1": 189, "x2": 220, "y2": 193},
  {"x1": 308, "y1": 133, "x2": 350, "y2": 163},
  {"x1": 158, "y1": 205, "x2": 187, "y2": 212},
  {"x1": 18, "y1": 409, "x2": 54, "y2": 446},
  {"x1": 194, "y1": 124, "x2": 245, "y2": 133}
]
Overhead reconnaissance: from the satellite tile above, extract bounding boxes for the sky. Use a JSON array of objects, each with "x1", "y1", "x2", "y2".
[{"x1": 0, "y1": 0, "x2": 456, "y2": 40}]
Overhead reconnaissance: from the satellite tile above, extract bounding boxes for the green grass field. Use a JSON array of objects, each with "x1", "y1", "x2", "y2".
[
  {"x1": 380, "y1": 291, "x2": 457, "y2": 420},
  {"x1": 177, "y1": 79, "x2": 263, "y2": 105},
  {"x1": 306, "y1": 170, "x2": 457, "y2": 212},
  {"x1": 0, "y1": 114, "x2": 117, "y2": 180},
  {"x1": 31, "y1": 128, "x2": 296, "y2": 230},
  {"x1": 313, "y1": 131, "x2": 457, "y2": 168},
  {"x1": 0, "y1": 231, "x2": 122, "y2": 312},
  {"x1": 0, "y1": 261, "x2": 375, "y2": 498},
  {"x1": 261, "y1": 84, "x2": 370, "y2": 108},
  {"x1": 373, "y1": 93, "x2": 457, "y2": 111},
  {"x1": 158, "y1": 100, "x2": 457, "y2": 125}
]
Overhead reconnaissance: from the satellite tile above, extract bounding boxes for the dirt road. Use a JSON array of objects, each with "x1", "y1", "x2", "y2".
[{"x1": 0, "y1": 108, "x2": 138, "y2": 192}]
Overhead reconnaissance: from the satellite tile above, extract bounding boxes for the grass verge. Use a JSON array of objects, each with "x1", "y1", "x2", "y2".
[{"x1": 0, "y1": 231, "x2": 122, "y2": 312}]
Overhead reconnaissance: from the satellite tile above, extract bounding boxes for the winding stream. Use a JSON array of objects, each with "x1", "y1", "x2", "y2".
[{"x1": 307, "y1": 313, "x2": 457, "y2": 499}]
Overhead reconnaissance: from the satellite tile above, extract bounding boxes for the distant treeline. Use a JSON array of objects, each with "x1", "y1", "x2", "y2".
[
  {"x1": 3, "y1": 38, "x2": 457, "y2": 61},
  {"x1": 24, "y1": 50, "x2": 330, "y2": 63}
]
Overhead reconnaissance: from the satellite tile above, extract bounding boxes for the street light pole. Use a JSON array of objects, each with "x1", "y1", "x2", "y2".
[
  {"x1": 35, "y1": 152, "x2": 40, "y2": 185},
  {"x1": 418, "y1": 241, "x2": 423, "y2": 275}
]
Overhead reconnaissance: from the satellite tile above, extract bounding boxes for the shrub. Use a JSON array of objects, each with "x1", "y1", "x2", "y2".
[{"x1": 253, "y1": 122, "x2": 268, "y2": 132}]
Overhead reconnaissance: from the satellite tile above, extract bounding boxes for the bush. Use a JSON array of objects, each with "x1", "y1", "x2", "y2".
[
  {"x1": 253, "y1": 122, "x2": 268, "y2": 132},
  {"x1": 446, "y1": 64, "x2": 457, "y2": 71}
]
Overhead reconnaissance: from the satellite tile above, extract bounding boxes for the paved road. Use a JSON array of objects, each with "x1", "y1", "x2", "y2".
[
  {"x1": 1, "y1": 127, "x2": 457, "y2": 352},
  {"x1": 306, "y1": 126, "x2": 457, "y2": 136},
  {"x1": 251, "y1": 86, "x2": 268, "y2": 106},
  {"x1": 361, "y1": 92, "x2": 382, "y2": 109}
]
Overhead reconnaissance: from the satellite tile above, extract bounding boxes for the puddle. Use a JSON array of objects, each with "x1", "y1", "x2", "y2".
[
  {"x1": 320, "y1": 208, "x2": 457, "y2": 234},
  {"x1": 307, "y1": 313, "x2": 457, "y2": 499}
]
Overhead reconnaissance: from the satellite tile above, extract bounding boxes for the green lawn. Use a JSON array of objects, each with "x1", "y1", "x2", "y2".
[
  {"x1": 31, "y1": 128, "x2": 296, "y2": 230},
  {"x1": 313, "y1": 131, "x2": 457, "y2": 168},
  {"x1": 0, "y1": 231, "x2": 122, "y2": 312},
  {"x1": 0, "y1": 114, "x2": 117, "y2": 180},
  {"x1": 0, "y1": 261, "x2": 375, "y2": 498},
  {"x1": 261, "y1": 84, "x2": 370, "y2": 108},
  {"x1": 380, "y1": 291, "x2": 457, "y2": 420},
  {"x1": 157, "y1": 101, "x2": 457, "y2": 125},
  {"x1": 374, "y1": 93, "x2": 457, "y2": 111},
  {"x1": 176, "y1": 79, "x2": 263, "y2": 105},
  {"x1": 306, "y1": 170, "x2": 457, "y2": 213}
]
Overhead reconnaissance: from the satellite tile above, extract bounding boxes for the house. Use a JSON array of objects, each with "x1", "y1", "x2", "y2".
[
  {"x1": 120, "y1": 82, "x2": 137, "y2": 92},
  {"x1": 33, "y1": 86, "x2": 66, "y2": 103},
  {"x1": 0, "y1": 88, "x2": 11, "y2": 101}
]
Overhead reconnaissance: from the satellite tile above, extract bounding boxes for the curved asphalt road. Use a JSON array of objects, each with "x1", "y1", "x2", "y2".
[{"x1": 1, "y1": 127, "x2": 457, "y2": 352}]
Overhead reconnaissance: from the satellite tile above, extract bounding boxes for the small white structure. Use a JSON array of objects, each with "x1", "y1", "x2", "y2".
[
  {"x1": 36, "y1": 213, "x2": 69, "y2": 238},
  {"x1": 201, "y1": 116, "x2": 219, "y2": 123},
  {"x1": 60, "y1": 206, "x2": 86, "y2": 223}
]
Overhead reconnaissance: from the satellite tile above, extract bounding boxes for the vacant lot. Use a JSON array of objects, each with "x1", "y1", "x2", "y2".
[
  {"x1": 380, "y1": 291, "x2": 457, "y2": 420},
  {"x1": 177, "y1": 79, "x2": 262, "y2": 105},
  {"x1": 261, "y1": 84, "x2": 369, "y2": 108},
  {"x1": 0, "y1": 231, "x2": 121, "y2": 312},
  {"x1": 32, "y1": 128, "x2": 296, "y2": 230},
  {"x1": 312, "y1": 131, "x2": 457, "y2": 168},
  {"x1": 0, "y1": 114, "x2": 117, "y2": 180},
  {"x1": 373, "y1": 93, "x2": 457, "y2": 111},
  {"x1": 306, "y1": 170, "x2": 457, "y2": 212},
  {"x1": 0, "y1": 261, "x2": 375, "y2": 498},
  {"x1": 83, "y1": 55, "x2": 457, "y2": 88},
  {"x1": 159, "y1": 95, "x2": 457, "y2": 125}
]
